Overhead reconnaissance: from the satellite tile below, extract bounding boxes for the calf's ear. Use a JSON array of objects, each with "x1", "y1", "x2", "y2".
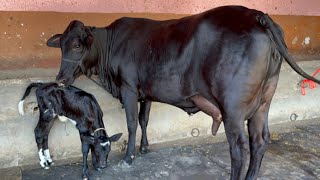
[
  {"x1": 109, "y1": 133, "x2": 123, "y2": 142},
  {"x1": 47, "y1": 34, "x2": 62, "y2": 48}
]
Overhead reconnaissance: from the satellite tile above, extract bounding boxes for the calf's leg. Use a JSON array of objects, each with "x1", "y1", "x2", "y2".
[
  {"x1": 138, "y1": 100, "x2": 151, "y2": 154},
  {"x1": 81, "y1": 141, "x2": 90, "y2": 180},
  {"x1": 34, "y1": 114, "x2": 54, "y2": 169},
  {"x1": 41, "y1": 119, "x2": 55, "y2": 166},
  {"x1": 91, "y1": 147, "x2": 99, "y2": 171}
]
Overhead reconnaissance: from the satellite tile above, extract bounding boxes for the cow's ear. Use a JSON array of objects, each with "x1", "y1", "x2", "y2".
[
  {"x1": 47, "y1": 34, "x2": 62, "y2": 48},
  {"x1": 86, "y1": 35, "x2": 94, "y2": 49},
  {"x1": 109, "y1": 133, "x2": 122, "y2": 142},
  {"x1": 84, "y1": 27, "x2": 94, "y2": 49}
]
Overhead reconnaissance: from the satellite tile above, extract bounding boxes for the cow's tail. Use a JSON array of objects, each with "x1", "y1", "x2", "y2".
[
  {"x1": 18, "y1": 82, "x2": 44, "y2": 116},
  {"x1": 260, "y1": 13, "x2": 320, "y2": 84}
]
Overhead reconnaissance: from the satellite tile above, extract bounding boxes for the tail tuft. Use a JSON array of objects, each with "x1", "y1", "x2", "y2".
[{"x1": 18, "y1": 100, "x2": 25, "y2": 116}]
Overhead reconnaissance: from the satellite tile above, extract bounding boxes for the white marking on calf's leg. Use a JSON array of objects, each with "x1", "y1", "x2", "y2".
[
  {"x1": 18, "y1": 100, "x2": 25, "y2": 116},
  {"x1": 44, "y1": 149, "x2": 54, "y2": 165},
  {"x1": 38, "y1": 148, "x2": 48, "y2": 168}
]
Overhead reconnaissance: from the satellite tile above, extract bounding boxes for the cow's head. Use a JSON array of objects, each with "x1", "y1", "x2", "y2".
[
  {"x1": 47, "y1": 20, "x2": 97, "y2": 86},
  {"x1": 86, "y1": 133, "x2": 122, "y2": 170}
]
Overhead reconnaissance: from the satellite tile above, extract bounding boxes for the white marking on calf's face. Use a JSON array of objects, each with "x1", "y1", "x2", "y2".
[{"x1": 100, "y1": 141, "x2": 110, "y2": 146}]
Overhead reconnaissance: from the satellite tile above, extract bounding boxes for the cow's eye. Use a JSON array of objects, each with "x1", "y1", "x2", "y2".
[{"x1": 75, "y1": 44, "x2": 81, "y2": 49}]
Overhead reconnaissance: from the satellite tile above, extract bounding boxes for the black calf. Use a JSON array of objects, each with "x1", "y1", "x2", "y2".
[{"x1": 19, "y1": 82, "x2": 122, "y2": 180}]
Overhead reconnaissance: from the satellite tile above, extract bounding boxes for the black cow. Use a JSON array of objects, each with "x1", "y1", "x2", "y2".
[
  {"x1": 46, "y1": 6, "x2": 320, "y2": 180},
  {"x1": 18, "y1": 82, "x2": 122, "y2": 180}
]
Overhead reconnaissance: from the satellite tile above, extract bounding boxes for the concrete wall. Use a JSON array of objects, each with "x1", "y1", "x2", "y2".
[{"x1": 1, "y1": 61, "x2": 320, "y2": 168}]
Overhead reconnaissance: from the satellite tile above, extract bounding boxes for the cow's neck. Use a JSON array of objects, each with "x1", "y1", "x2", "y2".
[{"x1": 93, "y1": 28, "x2": 120, "y2": 99}]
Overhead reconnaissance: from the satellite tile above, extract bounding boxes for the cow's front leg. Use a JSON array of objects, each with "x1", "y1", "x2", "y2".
[
  {"x1": 139, "y1": 100, "x2": 151, "y2": 154},
  {"x1": 81, "y1": 142, "x2": 90, "y2": 180},
  {"x1": 121, "y1": 87, "x2": 139, "y2": 165}
]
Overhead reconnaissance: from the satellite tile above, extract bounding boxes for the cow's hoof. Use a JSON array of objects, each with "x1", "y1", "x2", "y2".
[
  {"x1": 44, "y1": 166, "x2": 50, "y2": 170},
  {"x1": 47, "y1": 161, "x2": 54, "y2": 166},
  {"x1": 94, "y1": 167, "x2": 102, "y2": 173},
  {"x1": 118, "y1": 160, "x2": 131, "y2": 168},
  {"x1": 139, "y1": 146, "x2": 151, "y2": 154}
]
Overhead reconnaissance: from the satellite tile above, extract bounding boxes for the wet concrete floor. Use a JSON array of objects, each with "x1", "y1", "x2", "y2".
[{"x1": 1, "y1": 119, "x2": 320, "y2": 180}]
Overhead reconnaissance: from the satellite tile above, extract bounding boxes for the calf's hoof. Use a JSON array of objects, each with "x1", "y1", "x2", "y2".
[
  {"x1": 82, "y1": 175, "x2": 90, "y2": 180},
  {"x1": 139, "y1": 146, "x2": 151, "y2": 154},
  {"x1": 47, "y1": 160, "x2": 54, "y2": 166},
  {"x1": 40, "y1": 161, "x2": 49, "y2": 170}
]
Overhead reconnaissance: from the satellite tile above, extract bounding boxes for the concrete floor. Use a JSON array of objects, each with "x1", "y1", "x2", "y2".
[{"x1": 1, "y1": 118, "x2": 320, "y2": 180}]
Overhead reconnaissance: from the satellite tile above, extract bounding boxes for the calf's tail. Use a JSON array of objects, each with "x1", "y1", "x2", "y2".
[
  {"x1": 260, "y1": 13, "x2": 320, "y2": 84},
  {"x1": 18, "y1": 82, "x2": 44, "y2": 116}
]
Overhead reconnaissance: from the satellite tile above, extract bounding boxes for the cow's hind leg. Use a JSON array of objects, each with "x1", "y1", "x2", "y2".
[
  {"x1": 34, "y1": 114, "x2": 54, "y2": 169},
  {"x1": 139, "y1": 100, "x2": 152, "y2": 154},
  {"x1": 190, "y1": 95, "x2": 222, "y2": 135},
  {"x1": 245, "y1": 103, "x2": 270, "y2": 180},
  {"x1": 224, "y1": 112, "x2": 249, "y2": 180},
  {"x1": 245, "y1": 76, "x2": 278, "y2": 180}
]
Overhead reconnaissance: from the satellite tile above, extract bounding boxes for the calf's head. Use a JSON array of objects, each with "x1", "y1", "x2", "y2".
[
  {"x1": 47, "y1": 20, "x2": 97, "y2": 86},
  {"x1": 84, "y1": 133, "x2": 122, "y2": 169}
]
